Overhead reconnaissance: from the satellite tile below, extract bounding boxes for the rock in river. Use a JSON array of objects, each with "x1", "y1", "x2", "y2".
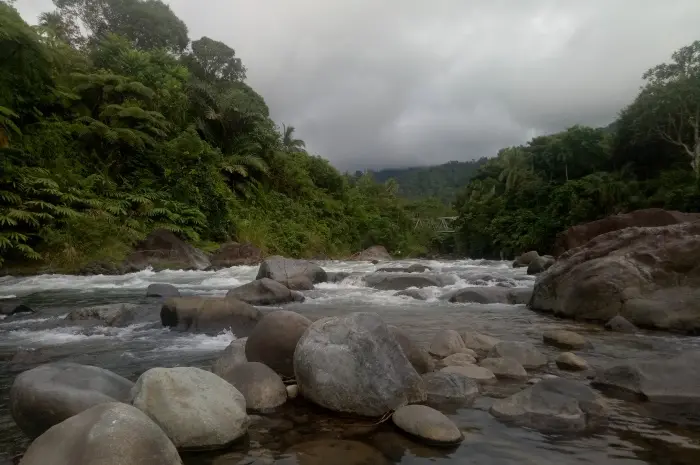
[
  {"x1": 160, "y1": 296, "x2": 261, "y2": 335},
  {"x1": 146, "y1": 283, "x2": 180, "y2": 298},
  {"x1": 10, "y1": 363, "x2": 134, "y2": 438},
  {"x1": 131, "y1": 366, "x2": 249, "y2": 450},
  {"x1": 364, "y1": 273, "x2": 446, "y2": 290},
  {"x1": 439, "y1": 352, "x2": 477, "y2": 368},
  {"x1": 490, "y1": 378, "x2": 608, "y2": 433},
  {"x1": 216, "y1": 362, "x2": 287, "y2": 412},
  {"x1": 19, "y1": 402, "x2": 182, "y2": 465},
  {"x1": 422, "y1": 371, "x2": 479, "y2": 406},
  {"x1": 440, "y1": 365, "x2": 496, "y2": 384},
  {"x1": 488, "y1": 341, "x2": 547, "y2": 369},
  {"x1": 256, "y1": 255, "x2": 327, "y2": 284},
  {"x1": 394, "y1": 288, "x2": 431, "y2": 300},
  {"x1": 226, "y1": 278, "x2": 304, "y2": 305},
  {"x1": 392, "y1": 405, "x2": 463, "y2": 445},
  {"x1": 529, "y1": 220, "x2": 700, "y2": 332},
  {"x1": 389, "y1": 325, "x2": 434, "y2": 374},
  {"x1": 462, "y1": 331, "x2": 500, "y2": 354},
  {"x1": 66, "y1": 303, "x2": 138, "y2": 327},
  {"x1": 353, "y1": 245, "x2": 392, "y2": 261},
  {"x1": 479, "y1": 357, "x2": 528, "y2": 380},
  {"x1": 513, "y1": 250, "x2": 540, "y2": 268},
  {"x1": 212, "y1": 339, "x2": 248, "y2": 377},
  {"x1": 294, "y1": 312, "x2": 425, "y2": 417},
  {"x1": 210, "y1": 241, "x2": 262, "y2": 267},
  {"x1": 605, "y1": 315, "x2": 638, "y2": 333},
  {"x1": 246, "y1": 310, "x2": 312, "y2": 377},
  {"x1": 556, "y1": 352, "x2": 589, "y2": 371},
  {"x1": 429, "y1": 330, "x2": 466, "y2": 358},
  {"x1": 542, "y1": 330, "x2": 587, "y2": 350}
]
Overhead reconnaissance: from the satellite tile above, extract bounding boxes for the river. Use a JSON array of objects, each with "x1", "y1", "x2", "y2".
[{"x1": 1, "y1": 259, "x2": 699, "y2": 464}]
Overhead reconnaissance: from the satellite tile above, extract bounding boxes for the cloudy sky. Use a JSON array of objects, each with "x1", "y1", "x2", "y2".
[{"x1": 15, "y1": 0, "x2": 700, "y2": 170}]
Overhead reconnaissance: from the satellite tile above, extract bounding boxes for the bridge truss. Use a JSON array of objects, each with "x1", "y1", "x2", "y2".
[{"x1": 414, "y1": 216, "x2": 458, "y2": 233}]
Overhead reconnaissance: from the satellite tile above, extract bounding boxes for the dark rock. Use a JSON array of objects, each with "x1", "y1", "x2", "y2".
[
  {"x1": 392, "y1": 405, "x2": 463, "y2": 445},
  {"x1": 66, "y1": 303, "x2": 138, "y2": 327},
  {"x1": 353, "y1": 245, "x2": 392, "y2": 261},
  {"x1": 441, "y1": 287, "x2": 532, "y2": 305},
  {"x1": 226, "y1": 278, "x2": 304, "y2": 305},
  {"x1": 388, "y1": 325, "x2": 434, "y2": 374},
  {"x1": 429, "y1": 330, "x2": 465, "y2": 357},
  {"x1": 378, "y1": 264, "x2": 432, "y2": 273},
  {"x1": 256, "y1": 256, "x2": 327, "y2": 283},
  {"x1": 0, "y1": 303, "x2": 34, "y2": 316},
  {"x1": 77, "y1": 261, "x2": 127, "y2": 276},
  {"x1": 160, "y1": 296, "x2": 261, "y2": 336},
  {"x1": 395, "y1": 288, "x2": 430, "y2": 300},
  {"x1": 146, "y1": 283, "x2": 180, "y2": 298},
  {"x1": 327, "y1": 272, "x2": 350, "y2": 283},
  {"x1": 422, "y1": 371, "x2": 479, "y2": 406},
  {"x1": 507, "y1": 288, "x2": 533, "y2": 305},
  {"x1": 131, "y1": 366, "x2": 249, "y2": 450},
  {"x1": 488, "y1": 341, "x2": 547, "y2": 369},
  {"x1": 19, "y1": 403, "x2": 182, "y2": 465},
  {"x1": 124, "y1": 228, "x2": 210, "y2": 271},
  {"x1": 554, "y1": 208, "x2": 700, "y2": 256},
  {"x1": 530, "y1": 220, "x2": 700, "y2": 332},
  {"x1": 210, "y1": 242, "x2": 262, "y2": 267},
  {"x1": 490, "y1": 378, "x2": 608, "y2": 433},
  {"x1": 294, "y1": 312, "x2": 425, "y2": 417},
  {"x1": 527, "y1": 256, "x2": 555, "y2": 275},
  {"x1": 605, "y1": 315, "x2": 638, "y2": 333},
  {"x1": 513, "y1": 251, "x2": 540, "y2": 268},
  {"x1": 10, "y1": 363, "x2": 134, "y2": 438},
  {"x1": 216, "y1": 361, "x2": 287, "y2": 411},
  {"x1": 212, "y1": 339, "x2": 248, "y2": 377},
  {"x1": 365, "y1": 273, "x2": 447, "y2": 290},
  {"x1": 245, "y1": 310, "x2": 311, "y2": 378}
]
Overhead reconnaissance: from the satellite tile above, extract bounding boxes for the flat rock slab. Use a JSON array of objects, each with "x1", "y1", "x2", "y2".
[
  {"x1": 392, "y1": 405, "x2": 463, "y2": 445},
  {"x1": 19, "y1": 402, "x2": 182, "y2": 465}
]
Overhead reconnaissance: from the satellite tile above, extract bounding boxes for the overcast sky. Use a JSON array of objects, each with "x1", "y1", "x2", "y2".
[{"x1": 15, "y1": 0, "x2": 700, "y2": 171}]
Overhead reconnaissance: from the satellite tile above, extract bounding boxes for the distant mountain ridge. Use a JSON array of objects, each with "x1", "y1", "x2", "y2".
[{"x1": 368, "y1": 158, "x2": 488, "y2": 203}]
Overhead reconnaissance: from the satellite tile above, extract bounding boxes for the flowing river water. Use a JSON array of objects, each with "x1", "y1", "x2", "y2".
[{"x1": 1, "y1": 259, "x2": 699, "y2": 464}]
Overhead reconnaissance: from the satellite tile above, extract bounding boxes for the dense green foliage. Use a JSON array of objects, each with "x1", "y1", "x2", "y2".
[
  {"x1": 454, "y1": 40, "x2": 700, "y2": 259},
  {"x1": 370, "y1": 159, "x2": 487, "y2": 203},
  {"x1": 0, "y1": 0, "x2": 437, "y2": 271}
]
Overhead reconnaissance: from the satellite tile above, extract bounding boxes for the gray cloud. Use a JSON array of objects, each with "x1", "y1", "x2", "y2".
[{"x1": 15, "y1": 0, "x2": 700, "y2": 170}]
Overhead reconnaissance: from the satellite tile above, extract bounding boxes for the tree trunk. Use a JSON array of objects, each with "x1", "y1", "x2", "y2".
[{"x1": 565, "y1": 163, "x2": 569, "y2": 182}]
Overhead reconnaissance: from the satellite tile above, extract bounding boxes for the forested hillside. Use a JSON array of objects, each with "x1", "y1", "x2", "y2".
[
  {"x1": 454, "y1": 39, "x2": 700, "y2": 258},
  {"x1": 370, "y1": 159, "x2": 487, "y2": 203},
  {"x1": 0, "y1": 0, "x2": 439, "y2": 272}
]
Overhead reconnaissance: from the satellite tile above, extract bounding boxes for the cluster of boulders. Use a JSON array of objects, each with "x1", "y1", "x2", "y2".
[{"x1": 512, "y1": 250, "x2": 555, "y2": 275}]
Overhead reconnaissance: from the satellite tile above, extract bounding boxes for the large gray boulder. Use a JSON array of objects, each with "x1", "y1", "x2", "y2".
[
  {"x1": 256, "y1": 256, "x2": 327, "y2": 284},
  {"x1": 216, "y1": 362, "x2": 287, "y2": 412},
  {"x1": 293, "y1": 312, "x2": 426, "y2": 417},
  {"x1": 388, "y1": 325, "x2": 434, "y2": 374},
  {"x1": 488, "y1": 341, "x2": 547, "y2": 369},
  {"x1": 245, "y1": 310, "x2": 312, "y2": 378},
  {"x1": 429, "y1": 330, "x2": 465, "y2": 358},
  {"x1": 364, "y1": 273, "x2": 447, "y2": 290},
  {"x1": 10, "y1": 363, "x2": 134, "y2": 438},
  {"x1": 130, "y1": 367, "x2": 249, "y2": 450},
  {"x1": 529, "y1": 221, "x2": 700, "y2": 332},
  {"x1": 226, "y1": 278, "x2": 304, "y2": 306},
  {"x1": 66, "y1": 303, "x2": 138, "y2": 327},
  {"x1": 592, "y1": 353, "x2": 700, "y2": 405},
  {"x1": 124, "y1": 228, "x2": 210, "y2": 271},
  {"x1": 490, "y1": 378, "x2": 608, "y2": 433},
  {"x1": 212, "y1": 339, "x2": 248, "y2": 377},
  {"x1": 19, "y1": 403, "x2": 182, "y2": 465},
  {"x1": 146, "y1": 283, "x2": 180, "y2": 298},
  {"x1": 422, "y1": 371, "x2": 479, "y2": 406},
  {"x1": 160, "y1": 296, "x2": 261, "y2": 336}
]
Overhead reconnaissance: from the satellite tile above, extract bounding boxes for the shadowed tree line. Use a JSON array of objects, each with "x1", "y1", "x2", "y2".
[
  {"x1": 453, "y1": 40, "x2": 700, "y2": 258},
  {"x1": 0, "y1": 0, "x2": 441, "y2": 271}
]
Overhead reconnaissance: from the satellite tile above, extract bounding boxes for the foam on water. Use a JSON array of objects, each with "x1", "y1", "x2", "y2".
[{"x1": 157, "y1": 330, "x2": 235, "y2": 352}]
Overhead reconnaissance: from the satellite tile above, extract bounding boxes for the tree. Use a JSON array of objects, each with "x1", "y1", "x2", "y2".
[
  {"x1": 628, "y1": 40, "x2": 700, "y2": 179},
  {"x1": 186, "y1": 37, "x2": 246, "y2": 84},
  {"x1": 282, "y1": 125, "x2": 306, "y2": 153}
]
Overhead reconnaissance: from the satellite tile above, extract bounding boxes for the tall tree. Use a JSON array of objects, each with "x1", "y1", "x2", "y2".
[
  {"x1": 282, "y1": 124, "x2": 306, "y2": 153},
  {"x1": 185, "y1": 37, "x2": 246, "y2": 84}
]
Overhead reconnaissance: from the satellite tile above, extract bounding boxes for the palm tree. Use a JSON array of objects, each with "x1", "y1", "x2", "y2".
[
  {"x1": 498, "y1": 147, "x2": 530, "y2": 192},
  {"x1": 282, "y1": 124, "x2": 306, "y2": 152}
]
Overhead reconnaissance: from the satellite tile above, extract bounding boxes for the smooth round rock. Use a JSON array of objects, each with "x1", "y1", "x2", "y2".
[
  {"x1": 429, "y1": 330, "x2": 465, "y2": 357},
  {"x1": 392, "y1": 405, "x2": 463, "y2": 445},
  {"x1": 488, "y1": 341, "x2": 547, "y2": 369},
  {"x1": 131, "y1": 367, "x2": 249, "y2": 450},
  {"x1": 439, "y1": 352, "x2": 477, "y2": 368},
  {"x1": 543, "y1": 330, "x2": 587, "y2": 350},
  {"x1": 440, "y1": 365, "x2": 496, "y2": 384},
  {"x1": 246, "y1": 310, "x2": 312, "y2": 378},
  {"x1": 19, "y1": 403, "x2": 182, "y2": 465},
  {"x1": 217, "y1": 362, "x2": 287, "y2": 411},
  {"x1": 287, "y1": 384, "x2": 299, "y2": 399},
  {"x1": 461, "y1": 331, "x2": 500, "y2": 353},
  {"x1": 10, "y1": 363, "x2": 134, "y2": 438},
  {"x1": 479, "y1": 357, "x2": 528, "y2": 380},
  {"x1": 556, "y1": 352, "x2": 590, "y2": 371},
  {"x1": 422, "y1": 371, "x2": 479, "y2": 406}
]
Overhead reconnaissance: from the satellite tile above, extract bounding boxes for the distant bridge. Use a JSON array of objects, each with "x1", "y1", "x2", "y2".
[{"x1": 414, "y1": 216, "x2": 458, "y2": 233}]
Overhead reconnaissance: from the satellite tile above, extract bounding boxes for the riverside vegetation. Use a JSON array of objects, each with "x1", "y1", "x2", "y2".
[{"x1": 2, "y1": 0, "x2": 700, "y2": 274}]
